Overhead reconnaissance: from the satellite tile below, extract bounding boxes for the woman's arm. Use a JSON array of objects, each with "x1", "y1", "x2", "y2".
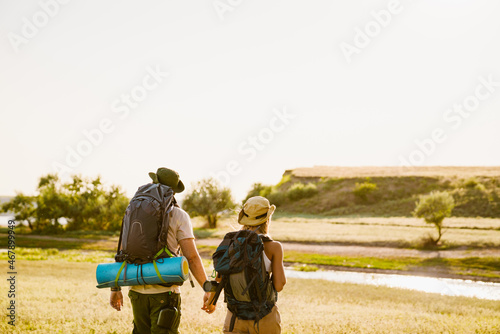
[{"x1": 269, "y1": 241, "x2": 286, "y2": 292}]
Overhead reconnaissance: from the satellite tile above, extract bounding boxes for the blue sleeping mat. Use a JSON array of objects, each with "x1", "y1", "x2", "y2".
[{"x1": 96, "y1": 257, "x2": 189, "y2": 288}]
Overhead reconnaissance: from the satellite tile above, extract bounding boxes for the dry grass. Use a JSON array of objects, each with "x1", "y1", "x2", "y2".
[
  {"x1": 289, "y1": 166, "x2": 500, "y2": 178},
  {"x1": 279, "y1": 216, "x2": 500, "y2": 230},
  {"x1": 0, "y1": 259, "x2": 499, "y2": 333},
  {"x1": 196, "y1": 215, "x2": 500, "y2": 248},
  {"x1": 273, "y1": 220, "x2": 500, "y2": 248}
]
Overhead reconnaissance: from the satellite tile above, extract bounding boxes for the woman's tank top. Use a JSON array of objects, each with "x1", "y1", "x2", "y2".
[{"x1": 263, "y1": 251, "x2": 272, "y2": 272}]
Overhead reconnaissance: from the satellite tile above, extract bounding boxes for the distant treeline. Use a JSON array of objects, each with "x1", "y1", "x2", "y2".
[
  {"x1": 246, "y1": 172, "x2": 500, "y2": 217},
  {"x1": 0, "y1": 174, "x2": 128, "y2": 233}
]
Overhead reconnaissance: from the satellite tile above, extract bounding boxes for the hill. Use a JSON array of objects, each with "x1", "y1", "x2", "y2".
[{"x1": 247, "y1": 166, "x2": 500, "y2": 217}]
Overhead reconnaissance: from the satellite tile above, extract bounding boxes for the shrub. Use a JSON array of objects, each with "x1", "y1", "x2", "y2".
[
  {"x1": 353, "y1": 179, "x2": 378, "y2": 202},
  {"x1": 287, "y1": 183, "x2": 318, "y2": 201},
  {"x1": 320, "y1": 177, "x2": 344, "y2": 190},
  {"x1": 244, "y1": 183, "x2": 285, "y2": 206},
  {"x1": 267, "y1": 190, "x2": 286, "y2": 207}
]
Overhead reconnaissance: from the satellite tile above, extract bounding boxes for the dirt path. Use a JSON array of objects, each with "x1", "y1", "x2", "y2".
[
  {"x1": 7, "y1": 234, "x2": 500, "y2": 259},
  {"x1": 2, "y1": 234, "x2": 110, "y2": 243},
  {"x1": 196, "y1": 238, "x2": 500, "y2": 259}
]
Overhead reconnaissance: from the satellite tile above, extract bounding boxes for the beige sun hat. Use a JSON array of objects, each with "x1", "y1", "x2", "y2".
[{"x1": 238, "y1": 196, "x2": 276, "y2": 226}]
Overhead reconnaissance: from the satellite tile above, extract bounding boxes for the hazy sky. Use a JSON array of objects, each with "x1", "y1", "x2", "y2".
[{"x1": 1, "y1": 0, "x2": 499, "y2": 201}]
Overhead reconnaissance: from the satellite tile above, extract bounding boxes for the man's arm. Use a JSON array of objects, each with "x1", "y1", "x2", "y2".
[
  {"x1": 178, "y1": 238, "x2": 216, "y2": 313},
  {"x1": 179, "y1": 238, "x2": 208, "y2": 286}
]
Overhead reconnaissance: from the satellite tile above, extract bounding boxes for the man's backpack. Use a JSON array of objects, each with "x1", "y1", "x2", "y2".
[
  {"x1": 115, "y1": 183, "x2": 177, "y2": 266},
  {"x1": 211, "y1": 229, "x2": 277, "y2": 332}
]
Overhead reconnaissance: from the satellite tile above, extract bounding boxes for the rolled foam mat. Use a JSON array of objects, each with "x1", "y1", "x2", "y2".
[{"x1": 96, "y1": 256, "x2": 189, "y2": 288}]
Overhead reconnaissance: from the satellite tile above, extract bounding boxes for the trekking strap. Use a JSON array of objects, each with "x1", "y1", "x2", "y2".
[
  {"x1": 114, "y1": 262, "x2": 127, "y2": 288},
  {"x1": 154, "y1": 246, "x2": 174, "y2": 259},
  {"x1": 152, "y1": 260, "x2": 167, "y2": 284}
]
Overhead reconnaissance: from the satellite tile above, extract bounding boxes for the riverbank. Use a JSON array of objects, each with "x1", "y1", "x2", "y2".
[
  {"x1": 1, "y1": 257, "x2": 499, "y2": 333},
  {"x1": 195, "y1": 239, "x2": 500, "y2": 283}
]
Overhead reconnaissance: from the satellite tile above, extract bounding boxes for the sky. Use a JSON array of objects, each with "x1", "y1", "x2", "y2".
[{"x1": 1, "y1": 0, "x2": 499, "y2": 201}]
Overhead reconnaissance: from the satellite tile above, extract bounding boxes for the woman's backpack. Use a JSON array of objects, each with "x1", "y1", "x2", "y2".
[{"x1": 211, "y1": 229, "x2": 277, "y2": 332}]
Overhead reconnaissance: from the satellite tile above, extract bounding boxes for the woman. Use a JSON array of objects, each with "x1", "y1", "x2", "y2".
[{"x1": 204, "y1": 196, "x2": 286, "y2": 334}]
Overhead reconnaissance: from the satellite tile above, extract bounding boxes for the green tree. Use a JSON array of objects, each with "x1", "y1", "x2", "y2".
[
  {"x1": 1, "y1": 174, "x2": 129, "y2": 233},
  {"x1": 34, "y1": 174, "x2": 68, "y2": 233},
  {"x1": 1, "y1": 193, "x2": 36, "y2": 230},
  {"x1": 63, "y1": 175, "x2": 128, "y2": 231},
  {"x1": 413, "y1": 190, "x2": 455, "y2": 245},
  {"x1": 182, "y1": 178, "x2": 235, "y2": 228}
]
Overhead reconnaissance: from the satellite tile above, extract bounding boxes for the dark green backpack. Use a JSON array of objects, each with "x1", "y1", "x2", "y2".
[
  {"x1": 115, "y1": 183, "x2": 177, "y2": 265},
  {"x1": 211, "y1": 229, "x2": 277, "y2": 332}
]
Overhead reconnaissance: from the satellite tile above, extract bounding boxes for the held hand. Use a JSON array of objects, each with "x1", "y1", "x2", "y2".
[
  {"x1": 110, "y1": 291, "x2": 123, "y2": 311},
  {"x1": 201, "y1": 292, "x2": 216, "y2": 314}
]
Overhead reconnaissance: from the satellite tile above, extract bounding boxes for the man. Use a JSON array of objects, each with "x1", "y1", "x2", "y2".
[{"x1": 109, "y1": 167, "x2": 215, "y2": 333}]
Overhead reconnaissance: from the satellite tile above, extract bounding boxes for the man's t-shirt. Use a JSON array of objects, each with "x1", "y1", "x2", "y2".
[{"x1": 129, "y1": 206, "x2": 194, "y2": 294}]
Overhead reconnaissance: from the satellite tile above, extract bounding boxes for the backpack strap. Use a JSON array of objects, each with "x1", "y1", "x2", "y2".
[
  {"x1": 115, "y1": 216, "x2": 125, "y2": 258},
  {"x1": 207, "y1": 275, "x2": 228, "y2": 307},
  {"x1": 156, "y1": 210, "x2": 178, "y2": 258},
  {"x1": 229, "y1": 312, "x2": 237, "y2": 332}
]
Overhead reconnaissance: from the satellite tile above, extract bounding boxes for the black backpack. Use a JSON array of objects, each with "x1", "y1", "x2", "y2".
[
  {"x1": 211, "y1": 229, "x2": 277, "y2": 332},
  {"x1": 115, "y1": 183, "x2": 177, "y2": 265}
]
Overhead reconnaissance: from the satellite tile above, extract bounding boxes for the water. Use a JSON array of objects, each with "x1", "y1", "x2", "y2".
[
  {"x1": 0, "y1": 216, "x2": 15, "y2": 226},
  {"x1": 0, "y1": 216, "x2": 67, "y2": 226},
  {"x1": 285, "y1": 269, "x2": 500, "y2": 301}
]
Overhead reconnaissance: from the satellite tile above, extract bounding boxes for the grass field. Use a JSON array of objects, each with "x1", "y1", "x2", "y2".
[
  {"x1": 2, "y1": 215, "x2": 499, "y2": 282},
  {"x1": 191, "y1": 215, "x2": 500, "y2": 249},
  {"x1": 0, "y1": 255, "x2": 499, "y2": 334},
  {"x1": 4, "y1": 215, "x2": 500, "y2": 250}
]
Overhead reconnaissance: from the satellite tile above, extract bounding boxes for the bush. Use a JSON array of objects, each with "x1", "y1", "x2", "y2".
[
  {"x1": 353, "y1": 179, "x2": 378, "y2": 202},
  {"x1": 267, "y1": 190, "x2": 286, "y2": 207},
  {"x1": 287, "y1": 183, "x2": 318, "y2": 201},
  {"x1": 320, "y1": 177, "x2": 344, "y2": 190},
  {"x1": 244, "y1": 183, "x2": 273, "y2": 202},
  {"x1": 244, "y1": 183, "x2": 285, "y2": 206}
]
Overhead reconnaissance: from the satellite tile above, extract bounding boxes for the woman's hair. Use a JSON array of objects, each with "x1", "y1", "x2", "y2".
[{"x1": 242, "y1": 219, "x2": 270, "y2": 235}]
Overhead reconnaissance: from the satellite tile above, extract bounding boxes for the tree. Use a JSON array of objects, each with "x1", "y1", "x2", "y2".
[
  {"x1": 1, "y1": 174, "x2": 129, "y2": 233},
  {"x1": 1, "y1": 193, "x2": 36, "y2": 230},
  {"x1": 413, "y1": 191, "x2": 455, "y2": 245},
  {"x1": 182, "y1": 178, "x2": 235, "y2": 228}
]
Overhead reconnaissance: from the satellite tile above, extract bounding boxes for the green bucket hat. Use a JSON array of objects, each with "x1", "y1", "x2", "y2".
[{"x1": 148, "y1": 167, "x2": 185, "y2": 193}]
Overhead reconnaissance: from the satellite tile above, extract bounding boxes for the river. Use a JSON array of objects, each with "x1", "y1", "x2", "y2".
[{"x1": 285, "y1": 269, "x2": 500, "y2": 301}]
